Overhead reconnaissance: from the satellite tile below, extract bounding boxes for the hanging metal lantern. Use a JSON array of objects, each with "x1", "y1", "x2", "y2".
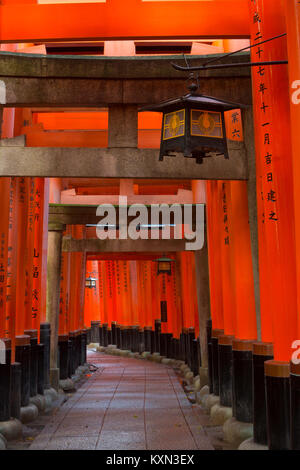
[
  {"x1": 85, "y1": 276, "x2": 97, "y2": 289},
  {"x1": 140, "y1": 81, "x2": 244, "y2": 164},
  {"x1": 154, "y1": 256, "x2": 174, "y2": 276}
]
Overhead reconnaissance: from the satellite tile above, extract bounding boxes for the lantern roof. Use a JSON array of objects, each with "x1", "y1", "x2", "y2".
[{"x1": 140, "y1": 92, "x2": 245, "y2": 113}]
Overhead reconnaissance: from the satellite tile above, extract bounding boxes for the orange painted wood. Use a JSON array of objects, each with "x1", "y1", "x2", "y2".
[
  {"x1": 0, "y1": 1, "x2": 250, "y2": 43},
  {"x1": 5, "y1": 178, "x2": 18, "y2": 360},
  {"x1": 249, "y1": 0, "x2": 297, "y2": 361},
  {"x1": 284, "y1": 0, "x2": 300, "y2": 345},
  {"x1": 206, "y1": 181, "x2": 224, "y2": 331},
  {"x1": 84, "y1": 260, "x2": 100, "y2": 328},
  {"x1": 219, "y1": 181, "x2": 236, "y2": 336},
  {"x1": 0, "y1": 178, "x2": 11, "y2": 339},
  {"x1": 15, "y1": 178, "x2": 30, "y2": 335},
  {"x1": 229, "y1": 181, "x2": 257, "y2": 340}
]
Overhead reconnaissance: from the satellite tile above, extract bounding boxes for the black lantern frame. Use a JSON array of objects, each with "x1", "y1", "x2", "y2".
[
  {"x1": 154, "y1": 256, "x2": 175, "y2": 276},
  {"x1": 141, "y1": 92, "x2": 244, "y2": 164}
]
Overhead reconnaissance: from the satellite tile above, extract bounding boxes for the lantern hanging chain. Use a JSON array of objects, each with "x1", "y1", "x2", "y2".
[{"x1": 174, "y1": 32, "x2": 287, "y2": 72}]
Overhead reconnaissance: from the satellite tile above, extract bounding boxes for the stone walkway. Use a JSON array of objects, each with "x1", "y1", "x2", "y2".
[{"x1": 29, "y1": 350, "x2": 214, "y2": 450}]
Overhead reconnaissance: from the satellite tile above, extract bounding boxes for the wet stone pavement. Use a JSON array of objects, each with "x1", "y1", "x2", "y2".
[{"x1": 26, "y1": 350, "x2": 214, "y2": 451}]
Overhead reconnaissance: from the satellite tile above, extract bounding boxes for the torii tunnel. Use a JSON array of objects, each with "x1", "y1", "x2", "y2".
[{"x1": 0, "y1": 0, "x2": 300, "y2": 453}]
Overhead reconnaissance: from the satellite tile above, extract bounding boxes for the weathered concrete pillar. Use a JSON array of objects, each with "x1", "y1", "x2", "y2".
[
  {"x1": 46, "y1": 222, "x2": 65, "y2": 390},
  {"x1": 242, "y1": 107, "x2": 261, "y2": 341},
  {"x1": 108, "y1": 104, "x2": 138, "y2": 148},
  {"x1": 194, "y1": 243, "x2": 211, "y2": 386}
]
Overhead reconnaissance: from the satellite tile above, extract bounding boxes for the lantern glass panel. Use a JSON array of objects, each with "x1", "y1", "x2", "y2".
[
  {"x1": 190, "y1": 109, "x2": 223, "y2": 139},
  {"x1": 163, "y1": 109, "x2": 185, "y2": 140},
  {"x1": 158, "y1": 261, "x2": 171, "y2": 274}
]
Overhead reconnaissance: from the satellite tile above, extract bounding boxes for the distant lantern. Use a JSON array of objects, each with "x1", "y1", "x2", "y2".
[
  {"x1": 140, "y1": 82, "x2": 244, "y2": 164},
  {"x1": 85, "y1": 276, "x2": 97, "y2": 289},
  {"x1": 154, "y1": 256, "x2": 175, "y2": 276}
]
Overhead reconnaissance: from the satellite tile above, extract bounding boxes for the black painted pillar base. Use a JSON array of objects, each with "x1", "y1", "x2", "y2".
[
  {"x1": 111, "y1": 322, "x2": 117, "y2": 346},
  {"x1": 179, "y1": 331, "x2": 186, "y2": 362},
  {"x1": 58, "y1": 334, "x2": 69, "y2": 380},
  {"x1": 218, "y1": 335, "x2": 234, "y2": 408},
  {"x1": 131, "y1": 326, "x2": 139, "y2": 353},
  {"x1": 187, "y1": 328, "x2": 195, "y2": 370},
  {"x1": 24, "y1": 330, "x2": 39, "y2": 398},
  {"x1": 166, "y1": 333, "x2": 173, "y2": 359},
  {"x1": 40, "y1": 322, "x2": 51, "y2": 389},
  {"x1": 291, "y1": 361, "x2": 300, "y2": 450},
  {"x1": 154, "y1": 320, "x2": 161, "y2": 354},
  {"x1": 67, "y1": 339, "x2": 73, "y2": 377},
  {"x1": 102, "y1": 323, "x2": 108, "y2": 347},
  {"x1": 252, "y1": 342, "x2": 274, "y2": 446},
  {"x1": 68, "y1": 331, "x2": 77, "y2": 376},
  {"x1": 144, "y1": 327, "x2": 152, "y2": 353},
  {"x1": 10, "y1": 362, "x2": 21, "y2": 420},
  {"x1": 37, "y1": 344, "x2": 45, "y2": 395},
  {"x1": 15, "y1": 335, "x2": 31, "y2": 408},
  {"x1": 0, "y1": 338, "x2": 11, "y2": 422},
  {"x1": 160, "y1": 333, "x2": 169, "y2": 357},
  {"x1": 265, "y1": 360, "x2": 290, "y2": 450},
  {"x1": 99, "y1": 325, "x2": 103, "y2": 346},
  {"x1": 191, "y1": 338, "x2": 199, "y2": 376},
  {"x1": 86, "y1": 328, "x2": 92, "y2": 346},
  {"x1": 74, "y1": 331, "x2": 81, "y2": 371},
  {"x1": 138, "y1": 330, "x2": 144, "y2": 353},
  {"x1": 232, "y1": 339, "x2": 253, "y2": 422},
  {"x1": 107, "y1": 328, "x2": 112, "y2": 346},
  {"x1": 211, "y1": 329, "x2": 224, "y2": 397},
  {"x1": 172, "y1": 338, "x2": 180, "y2": 360},
  {"x1": 206, "y1": 320, "x2": 213, "y2": 394},
  {"x1": 91, "y1": 321, "x2": 100, "y2": 343},
  {"x1": 81, "y1": 330, "x2": 87, "y2": 365}
]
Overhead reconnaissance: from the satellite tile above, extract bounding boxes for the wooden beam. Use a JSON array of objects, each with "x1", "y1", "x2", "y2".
[
  {"x1": 0, "y1": 1, "x2": 250, "y2": 43},
  {"x1": 62, "y1": 238, "x2": 188, "y2": 253}
]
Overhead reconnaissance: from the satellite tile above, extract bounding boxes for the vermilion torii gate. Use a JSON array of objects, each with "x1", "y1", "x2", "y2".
[{"x1": 0, "y1": 0, "x2": 299, "y2": 452}]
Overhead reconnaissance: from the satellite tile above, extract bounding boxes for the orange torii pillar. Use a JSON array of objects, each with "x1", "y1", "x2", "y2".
[
  {"x1": 68, "y1": 225, "x2": 86, "y2": 377},
  {"x1": 129, "y1": 260, "x2": 140, "y2": 352},
  {"x1": 249, "y1": 0, "x2": 297, "y2": 450},
  {"x1": 165, "y1": 263, "x2": 181, "y2": 362},
  {"x1": 57, "y1": 228, "x2": 71, "y2": 382},
  {"x1": 120, "y1": 260, "x2": 134, "y2": 351},
  {"x1": 283, "y1": 0, "x2": 300, "y2": 450},
  {"x1": 220, "y1": 180, "x2": 258, "y2": 437},
  {"x1": 98, "y1": 260, "x2": 108, "y2": 346},
  {"x1": 14, "y1": 178, "x2": 34, "y2": 408},
  {"x1": 138, "y1": 260, "x2": 153, "y2": 354},
  {"x1": 84, "y1": 260, "x2": 100, "y2": 344},
  {"x1": 179, "y1": 251, "x2": 199, "y2": 374},
  {"x1": 0, "y1": 177, "x2": 12, "y2": 423},
  {"x1": 151, "y1": 260, "x2": 161, "y2": 355},
  {"x1": 101, "y1": 260, "x2": 113, "y2": 347}
]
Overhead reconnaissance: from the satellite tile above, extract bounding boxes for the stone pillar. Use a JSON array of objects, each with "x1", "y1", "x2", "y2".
[
  {"x1": 108, "y1": 105, "x2": 138, "y2": 148},
  {"x1": 46, "y1": 222, "x2": 65, "y2": 390},
  {"x1": 242, "y1": 107, "x2": 261, "y2": 341},
  {"x1": 40, "y1": 322, "x2": 51, "y2": 389},
  {"x1": 194, "y1": 244, "x2": 211, "y2": 385}
]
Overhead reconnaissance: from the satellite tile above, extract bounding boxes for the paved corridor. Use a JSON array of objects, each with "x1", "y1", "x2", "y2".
[{"x1": 29, "y1": 351, "x2": 214, "y2": 450}]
